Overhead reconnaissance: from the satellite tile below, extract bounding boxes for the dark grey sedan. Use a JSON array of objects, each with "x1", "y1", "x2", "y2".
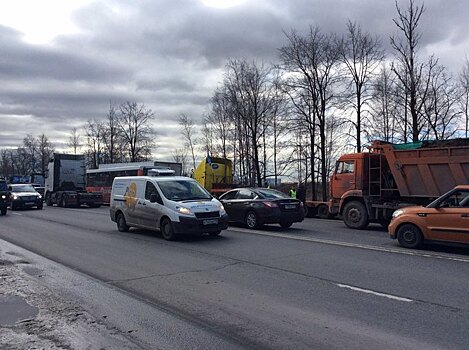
[{"x1": 219, "y1": 188, "x2": 304, "y2": 229}]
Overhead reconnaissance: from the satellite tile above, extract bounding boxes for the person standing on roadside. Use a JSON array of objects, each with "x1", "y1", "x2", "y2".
[{"x1": 289, "y1": 186, "x2": 297, "y2": 199}]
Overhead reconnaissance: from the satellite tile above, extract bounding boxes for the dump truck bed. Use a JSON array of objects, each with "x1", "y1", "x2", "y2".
[{"x1": 372, "y1": 140, "x2": 469, "y2": 197}]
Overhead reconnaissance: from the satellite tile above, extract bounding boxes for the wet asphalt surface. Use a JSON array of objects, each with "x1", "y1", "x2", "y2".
[{"x1": 0, "y1": 206, "x2": 468, "y2": 349}]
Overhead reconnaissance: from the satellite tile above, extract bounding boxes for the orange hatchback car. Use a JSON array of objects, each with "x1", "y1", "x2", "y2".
[{"x1": 389, "y1": 185, "x2": 469, "y2": 249}]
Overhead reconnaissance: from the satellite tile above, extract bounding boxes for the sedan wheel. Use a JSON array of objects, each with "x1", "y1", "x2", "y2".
[{"x1": 245, "y1": 211, "x2": 258, "y2": 229}]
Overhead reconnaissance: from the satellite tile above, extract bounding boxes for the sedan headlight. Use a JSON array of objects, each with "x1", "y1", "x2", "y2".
[
  {"x1": 392, "y1": 209, "x2": 405, "y2": 218},
  {"x1": 1, "y1": 195, "x2": 5, "y2": 199},
  {"x1": 177, "y1": 206, "x2": 193, "y2": 215},
  {"x1": 12, "y1": 195, "x2": 18, "y2": 200},
  {"x1": 218, "y1": 202, "x2": 226, "y2": 215}
]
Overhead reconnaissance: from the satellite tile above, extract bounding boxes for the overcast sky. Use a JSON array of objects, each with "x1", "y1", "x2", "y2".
[{"x1": 0, "y1": 0, "x2": 468, "y2": 159}]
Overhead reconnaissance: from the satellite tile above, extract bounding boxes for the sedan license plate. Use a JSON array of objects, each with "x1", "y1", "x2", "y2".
[
  {"x1": 285, "y1": 204, "x2": 297, "y2": 209},
  {"x1": 25, "y1": 202, "x2": 35, "y2": 205},
  {"x1": 203, "y1": 219, "x2": 218, "y2": 225}
]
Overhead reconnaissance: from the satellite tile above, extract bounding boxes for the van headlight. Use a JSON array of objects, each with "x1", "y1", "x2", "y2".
[
  {"x1": 392, "y1": 209, "x2": 405, "y2": 218},
  {"x1": 218, "y1": 203, "x2": 226, "y2": 215},
  {"x1": 177, "y1": 206, "x2": 193, "y2": 215}
]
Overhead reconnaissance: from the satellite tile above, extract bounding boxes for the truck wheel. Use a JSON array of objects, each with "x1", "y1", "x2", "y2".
[
  {"x1": 343, "y1": 201, "x2": 369, "y2": 229},
  {"x1": 306, "y1": 206, "x2": 317, "y2": 218},
  {"x1": 245, "y1": 211, "x2": 258, "y2": 229},
  {"x1": 317, "y1": 204, "x2": 330, "y2": 219},
  {"x1": 116, "y1": 213, "x2": 129, "y2": 232},
  {"x1": 160, "y1": 218, "x2": 176, "y2": 240},
  {"x1": 45, "y1": 194, "x2": 53, "y2": 206},
  {"x1": 397, "y1": 224, "x2": 424, "y2": 249}
]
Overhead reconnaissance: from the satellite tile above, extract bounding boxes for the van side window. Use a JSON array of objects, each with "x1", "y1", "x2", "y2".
[{"x1": 145, "y1": 181, "x2": 159, "y2": 200}]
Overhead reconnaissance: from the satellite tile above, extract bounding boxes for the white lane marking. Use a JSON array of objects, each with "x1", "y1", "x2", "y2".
[
  {"x1": 59, "y1": 208, "x2": 109, "y2": 215},
  {"x1": 228, "y1": 227, "x2": 469, "y2": 263},
  {"x1": 337, "y1": 283, "x2": 414, "y2": 302},
  {"x1": 11, "y1": 212, "x2": 23, "y2": 216}
]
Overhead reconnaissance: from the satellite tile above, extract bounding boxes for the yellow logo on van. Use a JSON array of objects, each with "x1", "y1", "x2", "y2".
[{"x1": 124, "y1": 182, "x2": 138, "y2": 209}]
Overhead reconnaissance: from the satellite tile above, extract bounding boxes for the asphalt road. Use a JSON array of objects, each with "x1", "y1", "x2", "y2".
[{"x1": 0, "y1": 206, "x2": 468, "y2": 349}]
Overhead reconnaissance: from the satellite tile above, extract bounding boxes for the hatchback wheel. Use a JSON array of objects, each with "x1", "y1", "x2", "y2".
[{"x1": 397, "y1": 224, "x2": 424, "y2": 249}]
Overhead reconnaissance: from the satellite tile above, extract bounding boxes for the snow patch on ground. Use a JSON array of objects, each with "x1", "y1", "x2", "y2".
[{"x1": 0, "y1": 247, "x2": 141, "y2": 349}]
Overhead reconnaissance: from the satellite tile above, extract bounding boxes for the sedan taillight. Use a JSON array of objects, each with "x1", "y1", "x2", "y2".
[{"x1": 263, "y1": 201, "x2": 278, "y2": 208}]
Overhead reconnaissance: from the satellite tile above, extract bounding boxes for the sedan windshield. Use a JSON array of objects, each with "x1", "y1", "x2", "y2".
[
  {"x1": 157, "y1": 180, "x2": 212, "y2": 201},
  {"x1": 12, "y1": 185, "x2": 36, "y2": 192},
  {"x1": 257, "y1": 189, "x2": 290, "y2": 199}
]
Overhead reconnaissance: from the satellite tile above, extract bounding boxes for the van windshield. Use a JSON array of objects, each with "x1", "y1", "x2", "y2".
[{"x1": 157, "y1": 180, "x2": 212, "y2": 201}]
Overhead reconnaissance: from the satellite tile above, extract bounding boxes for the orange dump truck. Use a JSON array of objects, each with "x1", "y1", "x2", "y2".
[{"x1": 306, "y1": 139, "x2": 469, "y2": 229}]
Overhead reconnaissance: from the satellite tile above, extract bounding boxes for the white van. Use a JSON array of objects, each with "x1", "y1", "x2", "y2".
[{"x1": 110, "y1": 176, "x2": 228, "y2": 240}]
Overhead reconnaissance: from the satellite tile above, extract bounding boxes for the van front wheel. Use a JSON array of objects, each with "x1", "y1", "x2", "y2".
[
  {"x1": 116, "y1": 213, "x2": 129, "y2": 232},
  {"x1": 161, "y1": 218, "x2": 176, "y2": 241}
]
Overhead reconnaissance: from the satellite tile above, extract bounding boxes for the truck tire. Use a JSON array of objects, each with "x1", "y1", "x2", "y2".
[
  {"x1": 45, "y1": 194, "x2": 53, "y2": 206},
  {"x1": 317, "y1": 204, "x2": 330, "y2": 219},
  {"x1": 343, "y1": 201, "x2": 369, "y2": 229},
  {"x1": 160, "y1": 218, "x2": 176, "y2": 241},
  {"x1": 397, "y1": 224, "x2": 424, "y2": 249},
  {"x1": 60, "y1": 195, "x2": 68, "y2": 208}
]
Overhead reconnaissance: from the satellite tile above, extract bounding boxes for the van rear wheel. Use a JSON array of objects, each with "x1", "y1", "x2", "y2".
[
  {"x1": 161, "y1": 218, "x2": 176, "y2": 241},
  {"x1": 116, "y1": 213, "x2": 129, "y2": 232}
]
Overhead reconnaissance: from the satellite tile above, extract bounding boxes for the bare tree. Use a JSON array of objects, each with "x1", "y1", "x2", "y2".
[
  {"x1": 118, "y1": 102, "x2": 155, "y2": 162},
  {"x1": 459, "y1": 57, "x2": 469, "y2": 138},
  {"x1": 423, "y1": 65, "x2": 461, "y2": 140},
  {"x1": 84, "y1": 120, "x2": 105, "y2": 169},
  {"x1": 390, "y1": 0, "x2": 436, "y2": 142},
  {"x1": 207, "y1": 86, "x2": 233, "y2": 159},
  {"x1": 37, "y1": 134, "x2": 54, "y2": 175},
  {"x1": 279, "y1": 26, "x2": 342, "y2": 200},
  {"x1": 68, "y1": 128, "x2": 81, "y2": 155},
  {"x1": 178, "y1": 113, "x2": 198, "y2": 170},
  {"x1": 101, "y1": 101, "x2": 124, "y2": 163},
  {"x1": 368, "y1": 64, "x2": 400, "y2": 143},
  {"x1": 340, "y1": 20, "x2": 384, "y2": 151},
  {"x1": 172, "y1": 148, "x2": 189, "y2": 176},
  {"x1": 22, "y1": 134, "x2": 38, "y2": 173},
  {"x1": 223, "y1": 59, "x2": 279, "y2": 187}
]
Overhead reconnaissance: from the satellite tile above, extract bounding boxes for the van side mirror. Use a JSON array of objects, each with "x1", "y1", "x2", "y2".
[{"x1": 150, "y1": 193, "x2": 163, "y2": 205}]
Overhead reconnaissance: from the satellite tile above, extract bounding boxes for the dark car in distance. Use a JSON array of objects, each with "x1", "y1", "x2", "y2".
[
  {"x1": 219, "y1": 188, "x2": 304, "y2": 229},
  {"x1": 9, "y1": 184, "x2": 43, "y2": 210}
]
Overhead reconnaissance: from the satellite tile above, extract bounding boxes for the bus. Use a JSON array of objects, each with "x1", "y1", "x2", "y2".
[{"x1": 86, "y1": 161, "x2": 182, "y2": 204}]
